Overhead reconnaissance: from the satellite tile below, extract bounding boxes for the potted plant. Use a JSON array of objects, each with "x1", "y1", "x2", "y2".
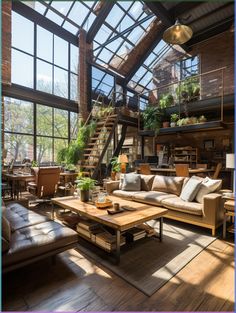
[
  {"x1": 110, "y1": 157, "x2": 121, "y2": 180},
  {"x1": 159, "y1": 93, "x2": 174, "y2": 128},
  {"x1": 65, "y1": 164, "x2": 77, "y2": 173},
  {"x1": 170, "y1": 113, "x2": 179, "y2": 127},
  {"x1": 76, "y1": 177, "x2": 97, "y2": 202},
  {"x1": 142, "y1": 105, "x2": 162, "y2": 134},
  {"x1": 198, "y1": 115, "x2": 207, "y2": 123}
]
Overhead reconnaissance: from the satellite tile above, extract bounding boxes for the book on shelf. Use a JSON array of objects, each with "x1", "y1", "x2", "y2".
[
  {"x1": 94, "y1": 231, "x2": 126, "y2": 251},
  {"x1": 77, "y1": 220, "x2": 100, "y2": 231}
]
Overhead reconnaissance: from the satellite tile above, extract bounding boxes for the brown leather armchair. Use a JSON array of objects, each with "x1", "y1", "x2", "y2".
[{"x1": 28, "y1": 167, "x2": 61, "y2": 200}]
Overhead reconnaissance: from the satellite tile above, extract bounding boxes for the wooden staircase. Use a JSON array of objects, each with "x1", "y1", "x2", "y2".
[{"x1": 80, "y1": 112, "x2": 119, "y2": 179}]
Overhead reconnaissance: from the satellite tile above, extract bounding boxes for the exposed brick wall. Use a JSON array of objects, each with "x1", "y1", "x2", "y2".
[
  {"x1": 153, "y1": 30, "x2": 234, "y2": 98},
  {"x1": 192, "y1": 31, "x2": 234, "y2": 97},
  {"x1": 78, "y1": 29, "x2": 93, "y2": 122},
  {"x1": 2, "y1": 1, "x2": 11, "y2": 86}
]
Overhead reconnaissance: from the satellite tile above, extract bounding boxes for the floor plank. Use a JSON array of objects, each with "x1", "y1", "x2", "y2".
[{"x1": 3, "y1": 238, "x2": 234, "y2": 312}]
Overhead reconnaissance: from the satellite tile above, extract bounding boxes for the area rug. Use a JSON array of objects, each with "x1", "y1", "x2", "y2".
[{"x1": 76, "y1": 220, "x2": 216, "y2": 296}]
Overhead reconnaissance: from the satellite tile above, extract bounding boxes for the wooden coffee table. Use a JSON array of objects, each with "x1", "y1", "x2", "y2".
[{"x1": 51, "y1": 195, "x2": 168, "y2": 263}]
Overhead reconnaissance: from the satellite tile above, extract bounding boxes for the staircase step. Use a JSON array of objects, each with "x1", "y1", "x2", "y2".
[
  {"x1": 84, "y1": 154, "x2": 100, "y2": 157},
  {"x1": 84, "y1": 148, "x2": 100, "y2": 151},
  {"x1": 81, "y1": 165, "x2": 96, "y2": 168}
]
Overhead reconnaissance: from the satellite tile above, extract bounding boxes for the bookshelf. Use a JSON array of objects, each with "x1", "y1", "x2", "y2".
[{"x1": 172, "y1": 146, "x2": 198, "y2": 167}]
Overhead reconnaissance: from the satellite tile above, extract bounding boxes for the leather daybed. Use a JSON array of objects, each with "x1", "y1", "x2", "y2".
[{"x1": 2, "y1": 201, "x2": 78, "y2": 273}]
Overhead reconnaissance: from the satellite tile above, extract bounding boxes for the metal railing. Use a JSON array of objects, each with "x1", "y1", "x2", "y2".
[{"x1": 137, "y1": 67, "x2": 227, "y2": 131}]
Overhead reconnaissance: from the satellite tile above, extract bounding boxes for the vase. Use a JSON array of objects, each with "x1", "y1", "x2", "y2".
[
  {"x1": 170, "y1": 122, "x2": 176, "y2": 127},
  {"x1": 80, "y1": 190, "x2": 89, "y2": 202},
  {"x1": 162, "y1": 121, "x2": 170, "y2": 128}
]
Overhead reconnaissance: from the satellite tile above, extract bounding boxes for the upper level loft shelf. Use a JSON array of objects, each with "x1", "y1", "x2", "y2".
[{"x1": 139, "y1": 121, "x2": 226, "y2": 137}]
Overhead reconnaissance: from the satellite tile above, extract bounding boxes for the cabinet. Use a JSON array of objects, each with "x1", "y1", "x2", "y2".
[{"x1": 172, "y1": 146, "x2": 198, "y2": 167}]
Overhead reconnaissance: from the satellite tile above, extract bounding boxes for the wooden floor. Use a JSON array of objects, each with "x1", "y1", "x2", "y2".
[
  {"x1": 3, "y1": 195, "x2": 235, "y2": 312},
  {"x1": 3, "y1": 238, "x2": 234, "y2": 311}
]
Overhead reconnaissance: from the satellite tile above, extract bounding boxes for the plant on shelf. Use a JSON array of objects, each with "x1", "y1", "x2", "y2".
[
  {"x1": 31, "y1": 160, "x2": 38, "y2": 167},
  {"x1": 76, "y1": 177, "x2": 97, "y2": 202},
  {"x1": 159, "y1": 93, "x2": 174, "y2": 128},
  {"x1": 198, "y1": 115, "x2": 207, "y2": 123},
  {"x1": 176, "y1": 77, "x2": 200, "y2": 104},
  {"x1": 65, "y1": 164, "x2": 77, "y2": 173},
  {"x1": 110, "y1": 156, "x2": 121, "y2": 180},
  {"x1": 142, "y1": 105, "x2": 163, "y2": 134},
  {"x1": 170, "y1": 113, "x2": 179, "y2": 127}
]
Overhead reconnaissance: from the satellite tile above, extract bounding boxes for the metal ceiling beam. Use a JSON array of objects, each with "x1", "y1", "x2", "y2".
[
  {"x1": 189, "y1": 3, "x2": 233, "y2": 26},
  {"x1": 145, "y1": 2, "x2": 173, "y2": 27},
  {"x1": 124, "y1": 24, "x2": 167, "y2": 84},
  {"x1": 86, "y1": 2, "x2": 114, "y2": 43},
  {"x1": 169, "y1": 2, "x2": 205, "y2": 20},
  {"x1": 187, "y1": 16, "x2": 234, "y2": 46},
  {"x1": 93, "y1": 14, "x2": 155, "y2": 51},
  {"x1": 145, "y1": 2, "x2": 189, "y2": 51},
  {"x1": 12, "y1": 1, "x2": 78, "y2": 46}
]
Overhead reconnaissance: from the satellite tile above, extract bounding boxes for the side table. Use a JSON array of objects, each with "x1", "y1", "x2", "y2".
[{"x1": 223, "y1": 199, "x2": 235, "y2": 239}]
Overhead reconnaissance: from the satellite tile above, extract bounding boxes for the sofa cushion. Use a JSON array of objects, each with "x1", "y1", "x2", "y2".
[
  {"x1": 133, "y1": 191, "x2": 177, "y2": 206},
  {"x1": 2, "y1": 237, "x2": 10, "y2": 253},
  {"x1": 112, "y1": 190, "x2": 145, "y2": 200},
  {"x1": 151, "y1": 175, "x2": 185, "y2": 196},
  {"x1": 195, "y1": 177, "x2": 222, "y2": 203},
  {"x1": 5, "y1": 203, "x2": 49, "y2": 231},
  {"x1": 162, "y1": 197, "x2": 203, "y2": 216},
  {"x1": 121, "y1": 173, "x2": 141, "y2": 191},
  {"x1": 3, "y1": 221, "x2": 78, "y2": 266},
  {"x1": 140, "y1": 175, "x2": 155, "y2": 191},
  {"x1": 180, "y1": 176, "x2": 203, "y2": 202},
  {"x1": 2, "y1": 216, "x2": 11, "y2": 242}
]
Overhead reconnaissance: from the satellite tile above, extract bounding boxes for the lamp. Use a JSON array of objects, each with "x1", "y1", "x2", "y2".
[
  {"x1": 226, "y1": 153, "x2": 235, "y2": 192},
  {"x1": 163, "y1": 19, "x2": 193, "y2": 44},
  {"x1": 118, "y1": 154, "x2": 128, "y2": 173}
]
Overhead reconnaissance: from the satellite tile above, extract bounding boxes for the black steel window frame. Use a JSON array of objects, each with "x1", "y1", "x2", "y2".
[
  {"x1": 93, "y1": 1, "x2": 156, "y2": 69},
  {"x1": 20, "y1": 0, "x2": 98, "y2": 36},
  {"x1": 12, "y1": 8, "x2": 79, "y2": 102},
  {"x1": 3, "y1": 96, "x2": 76, "y2": 163},
  {"x1": 91, "y1": 64, "x2": 116, "y2": 104}
]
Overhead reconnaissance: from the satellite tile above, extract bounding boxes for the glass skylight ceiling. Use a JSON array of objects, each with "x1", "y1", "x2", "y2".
[
  {"x1": 93, "y1": 1, "x2": 156, "y2": 70},
  {"x1": 22, "y1": 1, "x2": 98, "y2": 35},
  {"x1": 128, "y1": 40, "x2": 172, "y2": 93},
  {"x1": 20, "y1": 1, "x2": 174, "y2": 95}
]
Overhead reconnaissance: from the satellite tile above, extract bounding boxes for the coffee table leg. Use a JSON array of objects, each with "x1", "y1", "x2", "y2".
[
  {"x1": 115, "y1": 230, "x2": 121, "y2": 264},
  {"x1": 223, "y1": 213, "x2": 227, "y2": 239},
  {"x1": 159, "y1": 217, "x2": 163, "y2": 242}
]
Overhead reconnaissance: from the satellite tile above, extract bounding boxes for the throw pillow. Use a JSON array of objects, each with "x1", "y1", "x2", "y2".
[
  {"x1": 140, "y1": 175, "x2": 155, "y2": 191},
  {"x1": 121, "y1": 173, "x2": 141, "y2": 191},
  {"x1": 195, "y1": 177, "x2": 222, "y2": 203},
  {"x1": 151, "y1": 175, "x2": 185, "y2": 196},
  {"x1": 180, "y1": 176, "x2": 203, "y2": 202}
]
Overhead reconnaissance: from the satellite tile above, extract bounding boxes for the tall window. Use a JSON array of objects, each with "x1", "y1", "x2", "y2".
[
  {"x1": 11, "y1": 11, "x2": 79, "y2": 101},
  {"x1": 4, "y1": 97, "x2": 77, "y2": 163},
  {"x1": 175, "y1": 56, "x2": 200, "y2": 80},
  {"x1": 91, "y1": 66, "x2": 115, "y2": 102}
]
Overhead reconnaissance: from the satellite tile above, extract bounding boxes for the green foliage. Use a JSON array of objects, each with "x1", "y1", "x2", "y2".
[
  {"x1": 65, "y1": 164, "x2": 77, "y2": 171},
  {"x1": 159, "y1": 93, "x2": 174, "y2": 109},
  {"x1": 31, "y1": 160, "x2": 38, "y2": 167},
  {"x1": 56, "y1": 147, "x2": 68, "y2": 164},
  {"x1": 142, "y1": 105, "x2": 162, "y2": 134},
  {"x1": 170, "y1": 113, "x2": 179, "y2": 123},
  {"x1": 56, "y1": 119, "x2": 97, "y2": 165},
  {"x1": 110, "y1": 157, "x2": 121, "y2": 173},
  {"x1": 76, "y1": 177, "x2": 97, "y2": 191},
  {"x1": 176, "y1": 77, "x2": 200, "y2": 103}
]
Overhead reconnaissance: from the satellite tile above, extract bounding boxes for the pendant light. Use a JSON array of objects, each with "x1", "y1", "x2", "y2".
[{"x1": 163, "y1": 19, "x2": 193, "y2": 44}]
